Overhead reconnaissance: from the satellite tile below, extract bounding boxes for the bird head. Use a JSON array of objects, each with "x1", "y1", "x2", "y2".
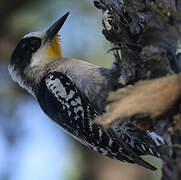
[{"x1": 8, "y1": 12, "x2": 69, "y2": 93}]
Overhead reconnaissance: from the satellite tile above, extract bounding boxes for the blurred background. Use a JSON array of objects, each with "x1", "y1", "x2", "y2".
[{"x1": 0, "y1": 0, "x2": 162, "y2": 180}]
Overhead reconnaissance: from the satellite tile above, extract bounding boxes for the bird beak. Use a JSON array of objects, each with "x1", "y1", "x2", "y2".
[{"x1": 45, "y1": 12, "x2": 69, "y2": 43}]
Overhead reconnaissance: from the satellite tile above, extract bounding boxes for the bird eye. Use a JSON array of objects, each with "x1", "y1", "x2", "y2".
[{"x1": 30, "y1": 39, "x2": 41, "y2": 52}]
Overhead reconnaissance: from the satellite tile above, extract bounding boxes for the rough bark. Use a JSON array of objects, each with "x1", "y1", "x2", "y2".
[{"x1": 93, "y1": 0, "x2": 181, "y2": 179}]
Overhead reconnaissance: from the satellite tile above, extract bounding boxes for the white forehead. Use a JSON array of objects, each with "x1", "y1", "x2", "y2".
[{"x1": 23, "y1": 31, "x2": 46, "y2": 39}]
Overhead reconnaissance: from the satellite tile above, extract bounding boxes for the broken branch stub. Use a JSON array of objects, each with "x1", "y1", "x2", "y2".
[{"x1": 96, "y1": 73, "x2": 181, "y2": 128}]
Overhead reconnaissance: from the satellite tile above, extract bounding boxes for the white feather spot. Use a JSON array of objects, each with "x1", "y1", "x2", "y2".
[
  {"x1": 70, "y1": 100, "x2": 78, "y2": 106},
  {"x1": 74, "y1": 105, "x2": 84, "y2": 114},
  {"x1": 149, "y1": 148, "x2": 153, "y2": 154},
  {"x1": 62, "y1": 105, "x2": 65, "y2": 110},
  {"x1": 98, "y1": 128, "x2": 103, "y2": 139},
  {"x1": 74, "y1": 114, "x2": 79, "y2": 120},
  {"x1": 86, "y1": 143, "x2": 98, "y2": 152},
  {"x1": 67, "y1": 110, "x2": 71, "y2": 116},
  {"x1": 66, "y1": 81, "x2": 71, "y2": 85},
  {"x1": 66, "y1": 90, "x2": 75, "y2": 100},
  {"x1": 100, "y1": 148, "x2": 108, "y2": 156},
  {"x1": 88, "y1": 120, "x2": 93, "y2": 131},
  {"x1": 141, "y1": 144, "x2": 146, "y2": 151},
  {"x1": 118, "y1": 147, "x2": 122, "y2": 152},
  {"x1": 81, "y1": 112, "x2": 84, "y2": 119},
  {"x1": 147, "y1": 131, "x2": 165, "y2": 146},
  {"x1": 108, "y1": 138, "x2": 113, "y2": 147},
  {"x1": 157, "y1": 152, "x2": 160, "y2": 158},
  {"x1": 75, "y1": 96, "x2": 81, "y2": 105},
  {"x1": 46, "y1": 77, "x2": 67, "y2": 99},
  {"x1": 64, "y1": 102, "x2": 70, "y2": 109}
]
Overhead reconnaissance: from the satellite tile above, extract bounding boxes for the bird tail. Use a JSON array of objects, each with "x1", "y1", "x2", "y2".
[
  {"x1": 112, "y1": 120, "x2": 165, "y2": 158},
  {"x1": 134, "y1": 157, "x2": 157, "y2": 170}
]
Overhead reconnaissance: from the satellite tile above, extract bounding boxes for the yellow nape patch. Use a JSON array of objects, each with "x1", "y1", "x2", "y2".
[{"x1": 48, "y1": 34, "x2": 62, "y2": 60}]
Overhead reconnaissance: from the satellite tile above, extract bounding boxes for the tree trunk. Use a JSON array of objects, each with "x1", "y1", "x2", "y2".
[{"x1": 93, "y1": 0, "x2": 181, "y2": 179}]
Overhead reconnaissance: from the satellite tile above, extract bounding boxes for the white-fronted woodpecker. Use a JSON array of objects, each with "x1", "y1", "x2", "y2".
[{"x1": 9, "y1": 12, "x2": 164, "y2": 170}]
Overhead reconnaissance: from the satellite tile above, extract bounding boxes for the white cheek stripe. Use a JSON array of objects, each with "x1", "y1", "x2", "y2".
[
  {"x1": 24, "y1": 31, "x2": 45, "y2": 39},
  {"x1": 8, "y1": 65, "x2": 35, "y2": 96}
]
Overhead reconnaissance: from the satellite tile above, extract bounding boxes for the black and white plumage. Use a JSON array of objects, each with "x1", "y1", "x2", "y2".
[
  {"x1": 8, "y1": 12, "x2": 165, "y2": 171},
  {"x1": 36, "y1": 71, "x2": 162, "y2": 170}
]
